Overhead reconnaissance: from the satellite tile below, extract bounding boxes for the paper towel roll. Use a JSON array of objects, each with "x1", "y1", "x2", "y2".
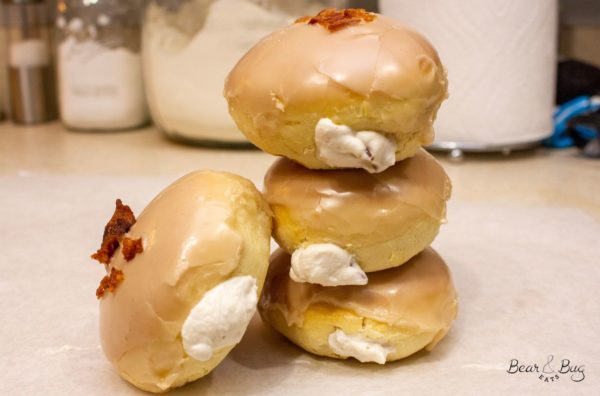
[{"x1": 381, "y1": 0, "x2": 558, "y2": 147}]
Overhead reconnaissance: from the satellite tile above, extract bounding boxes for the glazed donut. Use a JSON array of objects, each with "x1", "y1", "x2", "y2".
[
  {"x1": 263, "y1": 148, "x2": 451, "y2": 285},
  {"x1": 225, "y1": 9, "x2": 447, "y2": 173},
  {"x1": 95, "y1": 171, "x2": 271, "y2": 393},
  {"x1": 259, "y1": 248, "x2": 458, "y2": 364}
]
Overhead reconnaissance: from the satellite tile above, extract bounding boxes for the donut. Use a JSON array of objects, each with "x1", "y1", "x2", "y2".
[
  {"x1": 263, "y1": 148, "x2": 451, "y2": 285},
  {"x1": 225, "y1": 9, "x2": 447, "y2": 172},
  {"x1": 94, "y1": 171, "x2": 271, "y2": 392},
  {"x1": 259, "y1": 248, "x2": 458, "y2": 364}
]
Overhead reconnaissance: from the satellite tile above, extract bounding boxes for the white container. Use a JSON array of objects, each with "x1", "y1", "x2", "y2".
[
  {"x1": 381, "y1": 0, "x2": 559, "y2": 152},
  {"x1": 142, "y1": 0, "x2": 345, "y2": 146},
  {"x1": 57, "y1": 36, "x2": 148, "y2": 131},
  {"x1": 56, "y1": 1, "x2": 149, "y2": 131}
]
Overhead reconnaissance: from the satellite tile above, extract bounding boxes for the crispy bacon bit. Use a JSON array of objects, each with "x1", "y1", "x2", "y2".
[
  {"x1": 96, "y1": 268, "x2": 125, "y2": 299},
  {"x1": 122, "y1": 237, "x2": 143, "y2": 262},
  {"x1": 295, "y1": 8, "x2": 376, "y2": 32},
  {"x1": 91, "y1": 199, "x2": 136, "y2": 265},
  {"x1": 294, "y1": 15, "x2": 311, "y2": 23}
]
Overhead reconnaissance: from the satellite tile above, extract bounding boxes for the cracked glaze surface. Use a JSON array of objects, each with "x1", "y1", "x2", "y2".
[
  {"x1": 261, "y1": 247, "x2": 458, "y2": 345},
  {"x1": 225, "y1": 13, "x2": 448, "y2": 168},
  {"x1": 98, "y1": 171, "x2": 270, "y2": 392},
  {"x1": 264, "y1": 148, "x2": 451, "y2": 245},
  {"x1": 226, "y1": 14, "x2": 446, "y2": 112}
]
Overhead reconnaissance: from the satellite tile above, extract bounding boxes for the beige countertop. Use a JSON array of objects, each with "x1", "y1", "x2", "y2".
[{"x1": 1, "y1": 122, "x2": 599, "y2": 395}]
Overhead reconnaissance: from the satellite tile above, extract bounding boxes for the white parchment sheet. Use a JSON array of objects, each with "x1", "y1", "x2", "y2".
[{"x1": 1, "y1": 175, "x2": 598, "y2": 395}]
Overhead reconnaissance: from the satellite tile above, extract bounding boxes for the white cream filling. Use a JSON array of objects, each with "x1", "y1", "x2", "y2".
[
  {"x1": 181, "y1": 275, "x2": 257, "y2": 361},
  {"x1": 315, "y1": 118, "x2": 397, "y2": 173},
  {"x1": 328, "y1": 329, "x2": 393, "y2": 364},
  {"x1": 290, "y1": 243, "x2": 367, "y2": 286}
]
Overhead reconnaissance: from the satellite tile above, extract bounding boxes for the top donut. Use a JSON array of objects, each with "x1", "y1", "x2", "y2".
[{"x1": 225, "y1": 9, "x2": 447, "y2": 173}]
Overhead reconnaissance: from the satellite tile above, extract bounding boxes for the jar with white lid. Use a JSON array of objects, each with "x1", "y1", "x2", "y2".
[
  {"x1": 56, "y1": 0, "x2": 149, "y2": 131},
  {"x1": 142, "y1": 0, "x2": 347, "y2": 147}
]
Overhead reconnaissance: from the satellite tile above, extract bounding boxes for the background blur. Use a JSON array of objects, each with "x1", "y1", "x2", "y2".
[{"x1": 0, "y1": 0, "x2": 598, "y2": 155}]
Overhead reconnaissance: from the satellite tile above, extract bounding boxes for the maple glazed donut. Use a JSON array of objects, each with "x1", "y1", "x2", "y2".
[
  {"x1": 225, "y1": 8, "x2": 448, "y2": 173},
  {"x1": 263, "y1": 148, "x2": 451, "y2": 285},
  {"x1": 91, "y1": 171, "x2": 271, "y2": 393},
  {"x1": 259, "y1": 248, "x2": 458, "y2": 364}
]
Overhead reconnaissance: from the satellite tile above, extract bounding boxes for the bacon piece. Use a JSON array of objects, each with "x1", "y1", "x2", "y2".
[
  {"x1": 91, "y1": 199, "x2": 136, "y2": 265},
  {"x1": 96, "y1": 268, "x2": 125, "y2": 299},
  {"x1": 122, "y1": 237, "x2": 143, "y2": 262},
  {"x1": 296, "y1": 8, "x2": 376, "y2": 32}
]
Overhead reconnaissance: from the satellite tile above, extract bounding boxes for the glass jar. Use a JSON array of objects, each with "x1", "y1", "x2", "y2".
[
  {"x1": 3, "y1": 0, "x2": 57, "y2": 124},
  {"x1": 56, "y1": 0, "x2": 149, "y2": 131},
  {"x1": 142, "y1": 0, "x2": 346, "y2": 147}
]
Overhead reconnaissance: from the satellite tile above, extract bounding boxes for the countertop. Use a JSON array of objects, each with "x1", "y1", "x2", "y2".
[{"x1": 1, "y1": 123, "x2": 599, "y2": 395}]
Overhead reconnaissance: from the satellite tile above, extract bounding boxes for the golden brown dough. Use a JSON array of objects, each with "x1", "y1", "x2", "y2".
[
  {"x1": 263, "y1": 149, "x2": 451, "y2": 273},
  {"x1": 259, "y1": 248, "x2": 458, "y2": 364}
]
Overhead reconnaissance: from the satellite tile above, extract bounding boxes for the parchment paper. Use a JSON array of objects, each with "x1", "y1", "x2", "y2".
[{"x1": 1, "y1": 174, "x2": 598, "y2": 395}]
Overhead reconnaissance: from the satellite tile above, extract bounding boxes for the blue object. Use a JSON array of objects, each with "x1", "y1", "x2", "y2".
[{"x1": 545, "y1": 95, "x2": 600, "y2": 148}]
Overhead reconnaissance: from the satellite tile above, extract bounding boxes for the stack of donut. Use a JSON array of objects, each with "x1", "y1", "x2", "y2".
[
  {"x1": 225, "y1": 8, "x2": 458, "y2": 365},
  {"x1": 92, "y1": 9, "x2": 460, "y2": 394}
]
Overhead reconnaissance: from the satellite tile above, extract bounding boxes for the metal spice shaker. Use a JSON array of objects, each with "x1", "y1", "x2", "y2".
[{"x1": 3, "y1": 0, "x2": 57, "y2": 124}]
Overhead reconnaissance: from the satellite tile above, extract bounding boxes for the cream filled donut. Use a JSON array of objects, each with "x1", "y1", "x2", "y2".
[
  {"x1": 92, "y1": 171, "x2": 272, "y2": 393},
  {"x1": 259, "y1": 248, "x2": 458, "y2": 364},
  {"x1": 225, "y1": 9, "x2": 448, "y2": 172},
  {"x1": 263, "y1": 148, "x2": 451, "y2": 284}
]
